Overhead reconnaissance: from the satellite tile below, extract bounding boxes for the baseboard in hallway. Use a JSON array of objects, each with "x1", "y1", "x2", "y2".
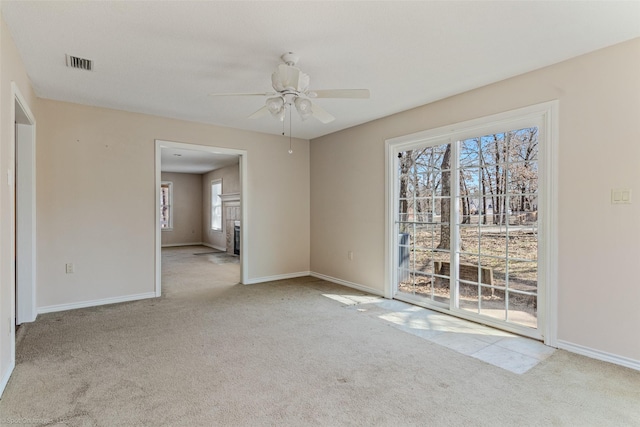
[{"x1": 161, "y1": 242, "x2": 206, "y2": 248}]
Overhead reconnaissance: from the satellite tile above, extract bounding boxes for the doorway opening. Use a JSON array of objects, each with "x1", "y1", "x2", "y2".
[{"x1": 155, "y1": 140, "x2": 248, "y2": 296}]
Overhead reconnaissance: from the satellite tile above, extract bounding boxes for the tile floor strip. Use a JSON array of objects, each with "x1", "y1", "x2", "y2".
[{"x1": 334, "y1": 294, "x2": 554, "y2": 374}]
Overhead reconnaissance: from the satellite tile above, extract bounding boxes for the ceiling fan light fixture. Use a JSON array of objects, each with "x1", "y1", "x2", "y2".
[
  {"x1": 266, "y1": 96, "x2": 284, "y2": 116},
  {"x1": 294, "y1": 97, "x2": 313, "y2": 120}
]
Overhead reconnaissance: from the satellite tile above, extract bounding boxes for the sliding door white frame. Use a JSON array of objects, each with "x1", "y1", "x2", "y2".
[{"x1": 385, "y1": 101, "x2": 558, "y2": 345}]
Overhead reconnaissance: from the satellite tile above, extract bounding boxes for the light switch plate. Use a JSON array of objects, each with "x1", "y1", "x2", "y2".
[{"x1": 611, "y1": 188, "x2": 632, "y2": 204}]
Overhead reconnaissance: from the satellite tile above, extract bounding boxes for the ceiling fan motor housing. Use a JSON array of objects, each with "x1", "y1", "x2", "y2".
[
  {"x1": 272, "y1": 64, "x2": 310, "y2": 93},
  {"x1": 281, "y1": 52, "x2": 299, "y2": 66}
]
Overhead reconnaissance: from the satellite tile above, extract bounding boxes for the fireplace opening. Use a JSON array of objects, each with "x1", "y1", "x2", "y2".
[{"x1": 234, "y1": 221, "x2": 240, "y2": 256}]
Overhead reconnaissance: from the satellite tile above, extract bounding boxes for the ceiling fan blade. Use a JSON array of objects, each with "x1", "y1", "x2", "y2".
[
  {"x1": 248, "y1": 106, "x2": 270, "y2": 119},
  {"x1": 308, "y1": 89, "x2": 370, "y2": 99},
  {"x1": 310, "y1": 103, "x2": 335, "y2": 124},
  {"x1": 209, "y1": 92, "x2": 276, "y2": 97}
]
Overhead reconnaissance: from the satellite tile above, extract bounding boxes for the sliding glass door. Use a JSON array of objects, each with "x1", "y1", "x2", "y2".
[{"x1": 392, "y1": 110, "x2": 550, "y2": 340}]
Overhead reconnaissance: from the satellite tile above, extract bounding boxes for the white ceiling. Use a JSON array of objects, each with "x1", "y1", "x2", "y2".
[
  {"x1": 2, "y1": 1, "x2": 640, "y2": 140},
  {"x1": 160, "y1": 147, "x2": 238, "y2": 174}
]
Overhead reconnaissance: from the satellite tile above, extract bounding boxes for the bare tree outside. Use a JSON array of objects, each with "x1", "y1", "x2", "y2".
[
  {"x1": 436, "y1": 144, "x2": 451, "y2": 250},
  {"x1": 397, "y1": 127, "x2": 539, "y2": 328}
]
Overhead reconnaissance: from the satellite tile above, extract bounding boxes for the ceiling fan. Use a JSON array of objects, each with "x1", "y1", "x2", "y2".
[{"x1": 210, "y1": 52, "x2": 370, "y2": 124}]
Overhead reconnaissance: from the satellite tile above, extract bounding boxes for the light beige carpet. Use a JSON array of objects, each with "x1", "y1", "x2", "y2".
[{"x1": 1, "y1": 247, "x2": 639, "y2": 426}]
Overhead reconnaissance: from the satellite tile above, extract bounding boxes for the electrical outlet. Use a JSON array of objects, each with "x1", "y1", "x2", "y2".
[{"x1": 65, "y1": 263, "x2": 74, "y2": 274}]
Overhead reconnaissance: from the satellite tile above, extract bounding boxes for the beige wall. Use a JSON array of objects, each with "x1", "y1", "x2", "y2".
[
  {"x1": 161, "y1": 172, "x2": 203, "y2": 246},
  {"x1": 36, "y1": 99, "x2": 310, "y2": 309},
  {"x1": 202, "y1": 163, "x2": 240, "y2": 250},
  {"x1": 0, "y1": 14, "x2": 39, "y2": 392},
  {"x1": 310, "y1": 38, "x2": 640, "y2": 362}
]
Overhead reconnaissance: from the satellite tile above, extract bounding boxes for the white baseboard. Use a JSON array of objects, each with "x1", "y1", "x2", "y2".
[
  {"x1": 0, "y1": 360, "x2": 15, "y2": 398},
  {"x1": 201, "y1": 242, "x2": 226, "y2": 251},
  {"x1": 37, "y1": 292, "x2": 157, "y2": 315},
  {"x1": 310, "y1": 272, "x2": 385, "y2": 297},
  {"x1": 161, "y1": 242, "x2": 227, "y2": 251},
  {"x1": 161, "y1": 242, "x2": 204, "y2": 248},
  {"x1": 557, "y1": 340, "x2": 640, "y2": 371},
  {"x1": 244, "y1": 271, "x2": 311, "y2": 285}
]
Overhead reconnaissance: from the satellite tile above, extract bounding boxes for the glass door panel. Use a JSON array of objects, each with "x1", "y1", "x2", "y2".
[
  {"x1": 455, "y1": 128, "x2": 539, "y2": 330},
  {"x1": 397, "y1": 143, "x2": 451, "y2": 306}
]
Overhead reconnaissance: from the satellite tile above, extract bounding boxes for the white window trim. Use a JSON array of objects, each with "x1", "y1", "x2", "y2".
[
  {"x1": 384, "y1": 101, "x2": 558, "y2": 346},
  {"x1": 211, "y1": 179, "x2": 223, "y2": 232},
  {"x1": 161, "y1": 181, "x2": 173, "y2": 231}
]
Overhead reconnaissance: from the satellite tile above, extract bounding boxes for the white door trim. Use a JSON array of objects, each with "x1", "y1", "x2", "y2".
[
  {"x1": 154, "y1": 140, "x2": 249, "y2": 296},
  {"x1": 13, "y1": 82, "x2": 37, "y2": 325},
  {"x1": 3, "y1": 83, "x2": 37, "y2": 398}
]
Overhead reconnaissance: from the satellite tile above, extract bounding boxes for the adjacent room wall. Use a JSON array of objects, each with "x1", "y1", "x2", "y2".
[
  {"x1": 202, "y1": 163, "x2": 240, "y2": 251},
  {"x1": 310, "y1": 38, "x2": 640, "y2": 363},
  {"x1": 36, "y1": 100, "x2": 310, "y2": 310},
  {"x1": 0, "y1": 14, "x2": 39, "y2": 394},
  {"x1": 160, "y1": 172, "x2": 203, "y2": 246}
]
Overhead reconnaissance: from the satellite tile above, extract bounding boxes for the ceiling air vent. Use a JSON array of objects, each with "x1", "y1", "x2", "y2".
[{"x1": 66, "y1": 54, "x2": 93, "y2": 71}]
